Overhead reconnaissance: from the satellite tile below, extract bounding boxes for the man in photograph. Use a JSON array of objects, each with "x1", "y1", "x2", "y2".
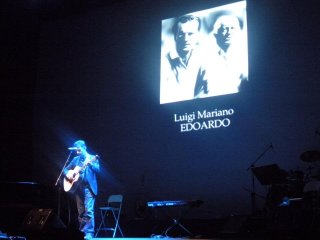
[
  {"x1": 197, "y1": 12, "x2": 248, "y2": 98},
  {"x1": 160, "y1": 15, "x2": 205, "y2": 104}
]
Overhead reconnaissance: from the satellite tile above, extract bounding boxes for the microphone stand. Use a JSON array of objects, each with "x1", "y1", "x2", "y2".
[
  {"x1": 246, "y1": 143, "x2": 273, "y2": 215},
  {"x1": 55, "y1": 151, "x2": 73, "y2": 218}
]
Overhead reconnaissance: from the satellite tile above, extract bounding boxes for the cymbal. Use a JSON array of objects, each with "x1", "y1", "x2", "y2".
[{"x1": 300, "y1": 150, "x2": 320, "y2": 162}]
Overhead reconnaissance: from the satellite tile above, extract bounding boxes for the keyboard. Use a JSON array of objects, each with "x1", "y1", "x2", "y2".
[{"x1": 147, "y1": 200, "x2": 203, "y2": 208}]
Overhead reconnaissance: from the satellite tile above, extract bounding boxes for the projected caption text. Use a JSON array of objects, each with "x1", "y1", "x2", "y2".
[{"x1": 174, "y1": 108, "x2": 234, "y2": 132}]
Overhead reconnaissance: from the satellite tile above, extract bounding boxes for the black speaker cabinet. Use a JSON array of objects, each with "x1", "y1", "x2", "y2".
[{"x1": 21, "y1": 208, "x2": 65, "y2": 232}]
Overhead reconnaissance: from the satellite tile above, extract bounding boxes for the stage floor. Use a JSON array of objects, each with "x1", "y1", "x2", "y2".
[{"x1": 91, "y1": 238, "x2": 311, "y2": 240}]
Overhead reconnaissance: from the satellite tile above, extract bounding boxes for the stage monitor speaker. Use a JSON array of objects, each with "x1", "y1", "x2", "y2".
[{"x1": 20, "y1": 208, "x2": 66, "y2": 233}]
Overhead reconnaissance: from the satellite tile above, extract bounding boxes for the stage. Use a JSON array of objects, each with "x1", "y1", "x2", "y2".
[{"x1": 1, "y1": 183, "x2": 320, "y2": 240}]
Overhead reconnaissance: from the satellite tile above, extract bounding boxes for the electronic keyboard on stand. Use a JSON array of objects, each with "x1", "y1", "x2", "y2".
[
  {"x1": 147, "y1": 199, "x2": 202, "y2": 208},
  {"x1": 146, "y1": 199, "x2": 203, "y2": 237}
]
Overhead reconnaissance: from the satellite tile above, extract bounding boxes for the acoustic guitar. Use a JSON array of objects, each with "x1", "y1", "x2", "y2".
[{"x1": 63, "y1": 155, "x2": 99, "y2": 193}]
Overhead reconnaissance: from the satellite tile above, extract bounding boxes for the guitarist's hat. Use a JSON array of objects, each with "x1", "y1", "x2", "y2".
[{"x1": 73, "y1": 139, "x2": 87, "y2": 150}]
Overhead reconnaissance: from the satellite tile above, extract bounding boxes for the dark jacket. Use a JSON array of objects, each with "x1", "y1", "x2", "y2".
[{"x1": 64, "y1": 154, "x2": 100, "y2": 195}]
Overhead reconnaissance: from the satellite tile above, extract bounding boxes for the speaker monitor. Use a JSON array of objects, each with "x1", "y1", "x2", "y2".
[{"x1": 21, "y1": 208, "x2": 66, "y2": 233}]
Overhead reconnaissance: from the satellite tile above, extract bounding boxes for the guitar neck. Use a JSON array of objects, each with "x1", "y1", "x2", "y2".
[{"x1": 78, "y1": 156, "x2": 98, "y2": 173}]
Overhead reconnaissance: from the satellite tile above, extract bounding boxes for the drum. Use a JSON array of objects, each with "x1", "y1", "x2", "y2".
[
  {"x1": 303, "y1": 180, "x2": 320, "y2": 193},
  {"x1": 303, "y1": 180, "x2": 320, "y2": 210}
]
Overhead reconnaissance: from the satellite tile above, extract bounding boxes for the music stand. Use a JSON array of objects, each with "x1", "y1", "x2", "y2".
[{"x1": 251, "y1": 164, "x2": 287, "y2": 186}]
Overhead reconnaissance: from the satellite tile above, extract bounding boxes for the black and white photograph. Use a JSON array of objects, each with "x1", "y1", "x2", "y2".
[{"x1": 160, "y1": 1, "x2": 248, "y2": 104}]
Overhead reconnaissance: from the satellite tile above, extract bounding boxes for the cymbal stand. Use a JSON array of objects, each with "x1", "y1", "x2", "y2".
[{"x1": 247, "y1": 143, "x2": 273, "y2": 215}]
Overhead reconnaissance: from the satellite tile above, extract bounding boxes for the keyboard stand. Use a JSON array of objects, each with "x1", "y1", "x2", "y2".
[
  {"x1": 162, "y1": 204, "x2": 195, "y2": 237},
  {"x1": 163, "y1": 217, "x2": 193, "y2": 237},
  {"x1": 147, "y1": 200, "x2": 203, "y2": 238}
]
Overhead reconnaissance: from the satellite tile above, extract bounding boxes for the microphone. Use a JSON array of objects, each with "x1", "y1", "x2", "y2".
[{"x1": 68, "y1": 147, "x2": 79, "y2": 151}]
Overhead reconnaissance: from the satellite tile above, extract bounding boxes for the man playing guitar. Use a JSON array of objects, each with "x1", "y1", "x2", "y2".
[{"x1": 63, "y1": 140, "x2": 100, "y2": 240}]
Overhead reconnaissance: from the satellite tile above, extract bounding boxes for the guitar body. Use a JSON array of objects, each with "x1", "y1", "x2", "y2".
[
  {"x1": 63, "y1": 166, "x2": 81, "y2": 193},
  {"x1": 63, "y1": 156, "x2": 98, "y2": 193}
]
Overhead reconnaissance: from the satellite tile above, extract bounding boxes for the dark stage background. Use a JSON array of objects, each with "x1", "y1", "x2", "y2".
[{"x1": 2, "y1": 0, "x2": 320, "y2": 236}]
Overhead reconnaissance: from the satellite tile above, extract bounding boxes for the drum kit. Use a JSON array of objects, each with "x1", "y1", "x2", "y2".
[
  {"x1": 265, "y1": 150, "x2": 320, "y2": 209},
  {"x1": 299, "y1": 150, "x2": 320, "y2": 197}
]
